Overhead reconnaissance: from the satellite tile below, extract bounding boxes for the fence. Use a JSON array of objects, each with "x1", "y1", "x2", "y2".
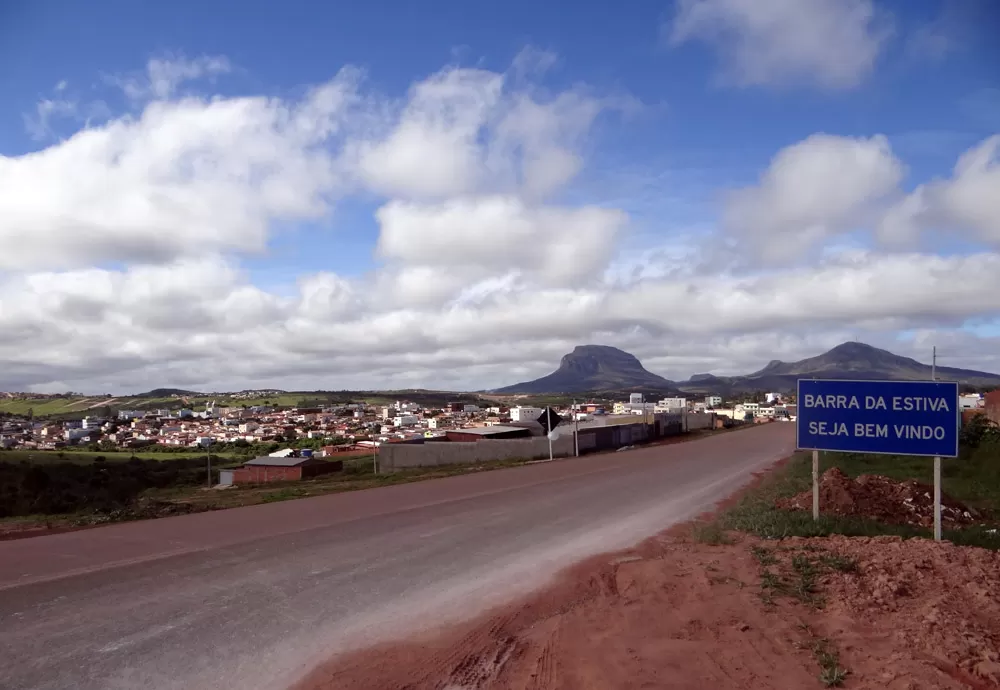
[
  {"x1": 379, "y1": 435, "x2": 575, "y2": 471},
  {"x1": 379, "y1": 412, "x2": 714, "y2": 472}
]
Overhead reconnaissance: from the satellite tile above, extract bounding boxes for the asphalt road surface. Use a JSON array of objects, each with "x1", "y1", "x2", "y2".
[{"x1": 0, "y1": 424, "x2": 794, "y2": 690}]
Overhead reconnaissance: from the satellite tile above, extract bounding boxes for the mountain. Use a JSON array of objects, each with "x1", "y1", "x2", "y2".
[
  {"x1": 675, "y1": 342, "x2": 1000, "y2": 395},
  {"x1": 493, "y1": 345, "x2": 676, "y2": 394},
  {"x1": 135, "y1": 388, "x2": 204, "y2": 398}
]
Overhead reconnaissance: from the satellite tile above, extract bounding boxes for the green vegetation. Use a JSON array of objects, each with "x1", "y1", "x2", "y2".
[
  {"x1": 712, "y1": 435, "x2": 1000, "y2": 550},
  {"x1": 750, "y1": 543, "x2": 857, "y2": 610},
  {"x1": 691, "y1": 521, "x2": 735, "y2": 545},
  {"x1": 0, "y1": 452, "x2": 537, "y2": 529},
  {"x1": 0, "y1": 389, "x2": 489, "y2": 419},
  {"x1": 0, "y1": 449, "x2": 240, "y2": 465},
  {"x1": 811, "y1": 636, "x2": 849, "y2": 687},
  {"x1": 0, "y1": 456, "x2": 217, "y2": 517}
]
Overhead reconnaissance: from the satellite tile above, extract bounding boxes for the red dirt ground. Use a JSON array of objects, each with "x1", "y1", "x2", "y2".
[
  {"x1": 295, "y1": 532, "x2": 1000, "y2": 690},
  {"x1": 778, "y1": 467, "x2": 981, "y2": 527}
]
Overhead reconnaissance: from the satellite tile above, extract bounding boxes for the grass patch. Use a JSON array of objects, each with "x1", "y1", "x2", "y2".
[
  {"x1": 691, "y1": 521, "x2": 735, "y2": 545},
  {"x1": 749, "y1": 544, "x2": 858, "y2": 609},
  {"x1": 818, "y1": 553, "x2": 859, "y2": 573},
  {"x1": 0, "y1": 449, "x2": 241, "y2": 465},
  {"x1": 812, "y1": 637, "x2": 849, "y2": 687}
]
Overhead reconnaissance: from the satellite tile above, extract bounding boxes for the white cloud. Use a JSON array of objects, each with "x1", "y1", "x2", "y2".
[
  {"x1": 356, "y1": 63, "x2": 617, "y2": 200},
  {"x1": 1, "y1": 70, "x2": 361, "y2": 270},
  {"x1": 23, "y1": 98, "x2": 77, "y2": 141},
  {"x1": 7, "y1": 52, "x2": 1000, "y2": 394},
  {"x1": 877, "y1": 135, "x2": 1000, "y2": 246},
  {"x1": 724, "y1": 134, "x2": 905, "y2": 262},
  {"x1": 375, "y1": 196, "x2": 627, "y2": 287},
  {"x1": 669, "y1": 0, "x2": 889, "y2": 89},
  {"x1": 117, "y1": 54, "x2": 232, "y2": 102},
  {"x1": 5, "y1": 247, "x2": 1000, "y2": 392}
]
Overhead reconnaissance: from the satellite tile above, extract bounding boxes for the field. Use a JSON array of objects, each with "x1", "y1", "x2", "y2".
[
  {"x1": 0, "y1": 449, "x2": 241, "y2": 465},
  {"x1": 0, "y1": 389, "x2": 487, "y2": 419}
]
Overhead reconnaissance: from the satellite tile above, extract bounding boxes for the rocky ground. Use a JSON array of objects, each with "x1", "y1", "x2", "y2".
[{"x1": 294, "y1": 529, "x2": 1000, "y2": 689}]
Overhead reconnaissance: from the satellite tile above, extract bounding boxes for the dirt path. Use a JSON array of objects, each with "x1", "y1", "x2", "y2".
[{"x1": 296, "y1": 531, "x2": 1000, "y2": 690}]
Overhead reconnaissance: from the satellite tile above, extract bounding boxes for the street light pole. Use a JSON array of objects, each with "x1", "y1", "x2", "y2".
[
  {"x1": 206, "y1": 443, "x2": 212, "y2": 488},
  {"x1": 573, "y1": 399, "x2": 579, "y2": 457}
]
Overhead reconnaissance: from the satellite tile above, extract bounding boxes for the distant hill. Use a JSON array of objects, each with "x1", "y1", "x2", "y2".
[
  {"x1": 493, "y1": 345, "x2": 676, "y2": 394},
  {"x1": 134, "y1": 388, "x2": 204, "y2": 398},
  {"x1": 675, "y1": 342, "x2": 1000, "y2": 395}
]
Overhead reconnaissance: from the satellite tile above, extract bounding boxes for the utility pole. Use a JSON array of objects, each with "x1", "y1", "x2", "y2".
[
  {"x1": 932, "y1": 345, "x2": 937, "y2": 381},
  {"x1": 573, "y1": 399, "x2": 579, "y2": 457},
  {"x1": 206, "y1": 442, "x2": 212, "y2": 488}
]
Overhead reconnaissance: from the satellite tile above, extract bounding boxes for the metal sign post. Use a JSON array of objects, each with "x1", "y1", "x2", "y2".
[
  {"x1": 796, "y1": 379, "x2": 959, "y2": 538},
  {"x1": 934, "y1": 455, "x2": 942, "y2": 540},
  {"x1": 537, "y1": 407, "x2": 563, "y2": 461},
  {"x1": 812, "y1": 449, "x2": 819, "y2": 521}
]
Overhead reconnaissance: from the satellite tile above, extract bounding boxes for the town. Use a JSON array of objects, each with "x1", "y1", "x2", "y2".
[
  {"x1": 0, "y1": 392, "x2": 803, "y2": 454},
  {"x1": 3, "y1": 389, "x2": 991, "y2": 457}
]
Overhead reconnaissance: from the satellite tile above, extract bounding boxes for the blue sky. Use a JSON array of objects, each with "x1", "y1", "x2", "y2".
[{"x1": 1, "y1": 0, "x2": 999, "y2": 392}]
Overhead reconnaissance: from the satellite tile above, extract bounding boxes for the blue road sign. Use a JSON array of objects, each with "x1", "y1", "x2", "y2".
[{"x1": 796, "y1": 379, "x2": 959, "y2": 457}]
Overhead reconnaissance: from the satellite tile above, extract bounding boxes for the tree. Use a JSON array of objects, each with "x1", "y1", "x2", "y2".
[{"x1": 960, "y1": 413, "x2": 998, "y2": 449}]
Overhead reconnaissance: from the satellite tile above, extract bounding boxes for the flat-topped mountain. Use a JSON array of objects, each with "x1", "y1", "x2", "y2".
[{"x1": 493, "y1": 345, "x2": 675, "y2": 394}]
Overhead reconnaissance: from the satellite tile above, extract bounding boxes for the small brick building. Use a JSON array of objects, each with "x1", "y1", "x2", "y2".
[{"x1": 227, "y1": 456, "x2": 343, "y2": 484}]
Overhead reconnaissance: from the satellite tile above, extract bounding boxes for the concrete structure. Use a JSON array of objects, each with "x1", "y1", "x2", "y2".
[
  {"x1": 379, "y1": 435, "x2": 575, "y2": 471},
  {"x1": 393, "y1": 415, "x2": 419, "y2": 427},
  {"x1": 509, "y1": 406, "x2": 543, "y2": 423},
  {"x1": 959, "y1": 394, "x2": 983, "y2": 410},
  {"x1": 657, "y1": 397, "x2": 687, "y2": 412},
  {"x1": 231, "y1": 456, "x2": 343, "y2": 484},
  {"x1": 684, "y1": 412, "x2": 716, "y2": 431},
  {"x1": 629, "y1": 393, "x2": 644, "y2": 405},
  {"x1": 705, "y1": 395, "x2": 722, "y2": 408},
  {"x1": 64, "y1": 428, "x2": 90, "y2": 442},
  {"x1": 444, "y1": 426, "x2": 533, "y2": 442},
  {"x1": 713, "y1": 408, "x2": 746, "y2": 422}
]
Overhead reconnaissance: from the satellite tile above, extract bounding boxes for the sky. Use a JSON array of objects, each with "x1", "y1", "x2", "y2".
[{"x1": 0, "y1": 0, "x2": 999, "y2": 395}]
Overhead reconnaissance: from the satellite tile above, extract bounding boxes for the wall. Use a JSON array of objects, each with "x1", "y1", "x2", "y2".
[
  {"x1": 232, "y1": 465, "x2": 303, "y2": 483},
  {"x1": 379, "y1": 412, "x2": 709, "y2": 471},
  {"x1": 379, "y1": 435, "x2": 575, "y2": 471},
  {"x1": 684, "y1": 413, "x2": 716, "y2": 431}
]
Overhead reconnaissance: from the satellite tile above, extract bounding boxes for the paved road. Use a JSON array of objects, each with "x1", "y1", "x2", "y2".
[{"x1": 0, "y1": 424, "x2": 794, "y2": 690}]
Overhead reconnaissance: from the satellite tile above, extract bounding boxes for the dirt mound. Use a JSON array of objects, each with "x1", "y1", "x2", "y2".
[
  {"x1": 777, "y1": 467, "x2": 980, "y2": 527},
  {"x1": 295, "y1": 532, "x2": 1000, "y2": 690},
  {"x1": 814, "y1": 534, "x2": 1000, "y2": 687}
]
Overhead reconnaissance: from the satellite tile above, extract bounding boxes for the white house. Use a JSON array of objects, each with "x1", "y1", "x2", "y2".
[
  {"x1": 510, "y1": 406, "x2": 543, "y2": 423},
  {"x1": 657, "y1": 397, "x2": 687, "y2": 412},
  {"x1": 705, "y1": 395, "x2": 722, "y2": 408},
  {"x1": 959, "y1": 394, "x2": 982, "y2": 410}
]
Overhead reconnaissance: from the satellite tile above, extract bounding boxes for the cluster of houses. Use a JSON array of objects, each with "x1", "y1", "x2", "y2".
[{"x1": 0, "y1": 389, "x2": 813, "y2": 454}]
